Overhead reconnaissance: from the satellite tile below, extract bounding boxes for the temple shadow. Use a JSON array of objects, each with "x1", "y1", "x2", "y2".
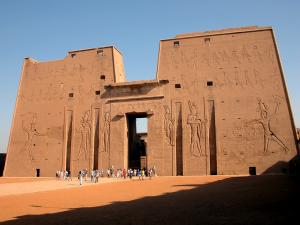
[
  {"x1": 262, "y1": 161, "x2": 289, "y2": 174},
  {"x1": 0, "y1": 173, "x2": 299, "y2": 225}
]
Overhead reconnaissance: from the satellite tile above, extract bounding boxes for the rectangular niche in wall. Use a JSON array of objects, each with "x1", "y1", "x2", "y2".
[
  {"x1": 65, "y1": 110, "x2": 73, "y2": 172},
  {"x1": 208, "y1": 100, "x2": 217, "y2": 175},
  {"x1": 93, "y1": 109, "x2": 100, "y2": 170},
  {"x1": 175, "y1": 102, "x2": 183, "y2": 176}
]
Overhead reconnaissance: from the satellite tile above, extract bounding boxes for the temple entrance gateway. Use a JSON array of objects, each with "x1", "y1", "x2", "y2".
[
  {"x1": 126, "y1": 113, "x2": 148, "y2": 169},
  {"x1": 4, "y1": 27, "x2": 297, "y2": 177}
]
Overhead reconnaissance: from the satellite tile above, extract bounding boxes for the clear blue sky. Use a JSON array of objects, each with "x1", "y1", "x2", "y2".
[{"x1": 0, "y1": 0, "x2": 299, "y2": 153}]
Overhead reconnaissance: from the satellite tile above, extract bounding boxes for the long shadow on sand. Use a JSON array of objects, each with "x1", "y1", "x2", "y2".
[{"x1": 0, "y1": 175, "x2": 299, "y2": 225}]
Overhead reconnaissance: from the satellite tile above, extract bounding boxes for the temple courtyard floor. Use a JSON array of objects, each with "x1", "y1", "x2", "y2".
[{"x1": 0, "y1": 175, "x2": 298, "y2": 225}]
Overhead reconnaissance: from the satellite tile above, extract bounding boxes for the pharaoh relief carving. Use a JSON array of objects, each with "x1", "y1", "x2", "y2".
[
  {"x1": 22, "y1": 113, "x2": 44, "y2": 160},
  {"x1": 103, "y1": 112, "x2": 111, "y2": 152},
  {"x1": 212, "y1": 68, "x2": 264, "y2": 89},
  {"x1": 187, "y1": 101, "x2": 205, "y2": 157},
  {"x1": 163, "y1": 105, "x2": 174, "y2": 146},
  {"x1": 247, "y1": 97, "x2": 289, "y2": 153},
  {"x1": 77, "y1": 110, "x2": 91, "y2": 160},
  {"x1": 168, "y1": 44, "x2": 274, "y2": 74}
]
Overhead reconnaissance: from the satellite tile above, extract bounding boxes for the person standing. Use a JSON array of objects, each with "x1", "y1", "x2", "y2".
[
  {"x1": 78, "y1": 171, "x2": 83, "y2": 185},
  {"x1": 122, "y1": 168, "x2": 126, "y2": 179},
  {"x1": 141, "y1": 169, "x2": 145, "y2": 180},
  {"x1": 148, "y1": 169, "x2": 153, "y2": 180}
]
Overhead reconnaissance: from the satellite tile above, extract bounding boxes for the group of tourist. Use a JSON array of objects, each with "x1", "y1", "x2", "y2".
[
  {"x1": 75, "y1": 166, "x2": 156, "y2": 185},
  {"x1": 56, "y1": 170, "x2": 72, "y2": 181},
  {"x1": 56, "y1": 166, "x2": 157, "y2": 185}
]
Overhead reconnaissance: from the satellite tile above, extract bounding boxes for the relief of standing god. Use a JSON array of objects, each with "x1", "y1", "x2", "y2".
[
  {"x1": 103, "y1": 112, "x2": 110, "y2": 152},
  {"x1": 187, "y1": 101, "x2": 204, "y2": 157},
  {"x1": 22, "y1": 113, "x2": 44, "y2": 160},
  {"x1": 163, "y1": 105, "x2": 174, "y2": 146},
  {"x1": 77, "y1": 110, "x2": 91, "y2": 160}
]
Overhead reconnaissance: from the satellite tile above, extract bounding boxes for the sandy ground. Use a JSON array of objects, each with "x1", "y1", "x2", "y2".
[
  {"x1": 0, "y1": 177, "x2": 129, "y2": 197},
  {"x1": 0, "y1": 177, "x2": 52, "y2": 184},
  {"x1": 0, "y1": 175, "x2": 298, "y2": 225}
]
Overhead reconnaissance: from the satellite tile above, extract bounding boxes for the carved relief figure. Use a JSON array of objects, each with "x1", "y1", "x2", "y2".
[
  {"x1": 187, "y1": 101, "x2": 204, "y2": 157},
  {"x1": 241, "y1": 45, "x2": 252, "y2": 63},
  {"x1": 248, "y1": 98, "x2": 289, "y2": 153},
  {"x1": 252, "y1": 45, "x2": 263, "y2": 62},
  {"x1": 163, "y1": 105, "x2": 174, "y2": 145},
  {"x1": 231, "y1": 49, "x2": 241, "y2": 64},
  {"x1": 77, "y1": 110, "x2": 91, "y2": 160},
  {"x1": 22, "y1": 113, "x2": 44, "y2": 160},
  {"x1": 103, "y1": 112, "x2": 110, "y2": 152}
]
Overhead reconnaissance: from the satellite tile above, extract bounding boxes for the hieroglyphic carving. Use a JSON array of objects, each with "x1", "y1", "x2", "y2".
[
  {"x1": 77, "y1": 110, "x2": 91, "y2": 160},
  {"x1": 253, "y1": 69, "x2": 264, "y2": 87},
  {"x1": 165, "y1": 43, "x2": 277, "y2": 75},
  {"x1": 22, "y1": 113, "x2": 44, "y2": 160},
  {"x1": 187, "y1": 101, "x2": 205, "y2": 157},
  {"x1": 234, "y1": 70, "x2": 243, "y2": 87},
  {"x1": 103, "y1": 112, "x2": 111, "y2": 152},
  {"x1": 191, "y1": 49, "x2": 198, "y2": 71},
  {"x1": 241, "y1": 45, "x2": 252, "y2": 63},
  {"x1": 231, "y1": 49, "x2": 241, "y2": 64},
  {"x1": 252, "y1": 45, "x2": 263, "y2": 62},
  {"x1": 248, "y1": 98, "x2": 289, "y2": 153},
  {"x1": 201, "y1": 52, "x2": 210, "y2": 67},
  {"x1": 228, "y1": 125, "x2": 262, "y2": 140},
  {"x1": 219, "y1": 50, "x2": 230, "y2": 64},
  {"x1": 222, "y1": 71, "x2": 233, "y2": 88},
  {"x1": 170, "y1": 51, "x2": 179, "y2": 69},
  {"x1": 243, "y1": 70, "x2": 253, "y2": 87},
  {"x1": 212, "y1": 52, "x2": 221, "y2": 66},
  {"x1": 163, "y1": 105, "x2": 174, "y2": 146},
  {"x1": 214, "y1": 68, "x2": 264, "y2": 89}
]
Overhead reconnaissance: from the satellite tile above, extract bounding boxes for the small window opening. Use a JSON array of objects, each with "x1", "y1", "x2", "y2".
[
  {"x1": 97, "y1": 49, "x2": 104, "y2": 56},
  {"x1": 95, "y1": 90, "x2": 100, "y2": 95},
  {"x1": 71, "y1": 53, "x2": 76, "y2": 58},
  {"x1": 207, "y1": 81, "x2": 213, "y2": 86},
  {"x1": 69, "y1": 93, "x2": 74, "y2": 97},
  {"x1": 173, "y1": 41, "x2": 180, "y2": 47},
  {"x1": 175, "y1": 84, "x2": 181, "y2": 88},
  {"x1": 36, "y1": 169, "x2": 40, "y2": 177},
  {"x1": 204, "y1": 37, "x2": 211, "y2": 43},
  {"x1": 249, "y1": 167, "x2": 256, "y2": 175},
  {"x1": 100, "y1": 75, "x2": 106, "y2": 80}
]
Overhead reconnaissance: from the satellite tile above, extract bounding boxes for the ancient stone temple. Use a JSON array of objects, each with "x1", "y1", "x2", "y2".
[{"x1": 4, "y1": 26, "x2": 299, "y2": 177}]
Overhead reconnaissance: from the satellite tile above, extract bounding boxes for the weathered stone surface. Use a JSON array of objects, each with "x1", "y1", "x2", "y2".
[{"x1": 4, "y1": 26, "x2": 299, "y2": 176}]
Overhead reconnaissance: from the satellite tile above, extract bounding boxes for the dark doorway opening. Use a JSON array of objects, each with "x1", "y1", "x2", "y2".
[
  {"x1": 36, "y1": 168, "x2": 40, "y2": 177},
  {"x1": 127, "y1": 113, "x2": 148, "y2": 170},
  {"x1": 249, "y1": 167, "x2": 256, "y2": 175}
]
